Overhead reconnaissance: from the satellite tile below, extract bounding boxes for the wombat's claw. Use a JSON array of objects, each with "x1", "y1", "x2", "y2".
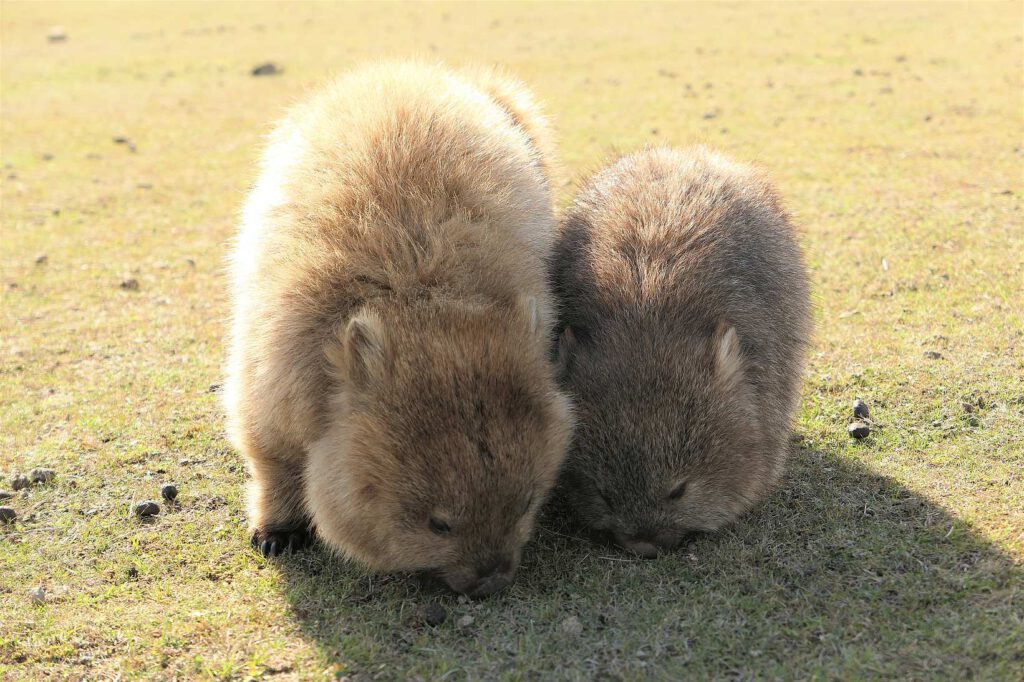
[{"x1": 252, "y1": 527, "x2": 311, "y2": 557}]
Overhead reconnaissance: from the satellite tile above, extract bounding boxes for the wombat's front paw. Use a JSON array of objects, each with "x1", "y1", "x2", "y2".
[{"x1": 251, "y1": 525, "x2": 312, "y2": 558}]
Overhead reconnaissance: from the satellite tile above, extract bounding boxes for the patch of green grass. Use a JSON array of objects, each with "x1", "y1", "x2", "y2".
[{"x1": 2, "y1": 1, "x2": 1022, "y2": 679}]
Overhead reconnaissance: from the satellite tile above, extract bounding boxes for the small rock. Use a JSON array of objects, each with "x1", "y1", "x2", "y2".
[
  {"x1": 11, "y1": 474, "x2": 30, "y2": 491},
  {"x1": 0, "y1": 506, "x2": 16, "y2": 523},
  {"x1": 160, "y1": 484, "x2": 178, "y2": 502},
  {"x1": 42, "y1": 153, "x2": 54, "y2": 161},
  {"x1": 931, "y1": 419, "x2": 943, "y2": 427},
  {"x1": 424, "y1": 602, "x2": 447, "y2": 627},
  {"x1": 924, "y1": 351, "x2": 943, "y2": 360},
  {"x1": 30, "y1": 468, "x2": 55, "y2": 484},
  {"x1": 208, "y1": 383, "x2": 222, "y2": 393},
  {"x1": 120, "y1": 278, "x2": 140, "y2": 291},
  {"x1": 134, "y1": 500, "x2": 160, "y2": 518},
  {"x1": 28, "y1": 585, "x2": 46, "y2": 604},
  {"x1": 961, "y1": 402, "x2": 974, "y2": 413},
  {"x1": 126, "y1": 566, "x2": 139, "y2": 579},
  {"x1": 848, "y1": 421, "x2": 871, "y2": 439},
  {"x1": 702, "y1": 110, "x2": 718, "y2": 120},
  {"x1": 251, "y1": 62, "x2": 280, "y2": 76},
  {"x1": 113, "y1": 136, "x2": 130, "y2": 144},
  {"x1": 853, "y1": 398, "x2": 870, "y2": 419},
  {"x1": 35, "y1": 254, "x2": 48, "y2": 265},
  {"x1": 0, "y1": 491, "x2": 13, "y2": 501},
  {"x1": 457, "y1": 614, "x2": 475, "y2": 629},
  {"x1": 47, "y1": 27, "x2": 67, "y2": 43},
  {"x1": 560, "y1": 615, "x2": 583, "y2": 637}
]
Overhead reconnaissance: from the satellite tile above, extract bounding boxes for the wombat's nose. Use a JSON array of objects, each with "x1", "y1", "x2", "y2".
[
  {"x1": 475, "y1": 555, "x2": 513, "y2": 580},
  {"x1": 465, "y1": 572, "x2": 512, "y2": 598},
  {"x1": 615, "y1": 531, "x2": 661, "y2": 558}
]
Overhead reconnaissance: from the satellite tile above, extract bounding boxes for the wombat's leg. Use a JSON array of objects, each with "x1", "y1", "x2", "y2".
[{"x1": 246, "y1": 452, "x2": 312, "y2": 557}]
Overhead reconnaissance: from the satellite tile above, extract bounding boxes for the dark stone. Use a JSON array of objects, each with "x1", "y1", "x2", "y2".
[
  {"x1": 853, "y1": 398, "x2": 870, "y2": 419},
  {"x1": 848, "y1": 422, "x2": 871, "y2": 439},
  {"x1": 134, "y1": 500, "x2": 160, "y2": 517},
  {"x1": 0, "y1": 507, "x2": 16, "y2": 523},
  {"x1": 424, "y1": 602, "x2": 447, "y2": 627},
  {"x1": 30, "y1": 468, "x2": 55, "y2": 484},
  {"x1": 251, "y1": 62, "x2": 280, "y2": 76},
  {"x1": 161, "y1": 484, "x2": 178, "y2": 502}
]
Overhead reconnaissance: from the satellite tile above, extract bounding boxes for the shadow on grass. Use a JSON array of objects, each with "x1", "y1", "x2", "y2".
[{"x1": 277, "y1": 446, "x2": 1022, "y2": 679}]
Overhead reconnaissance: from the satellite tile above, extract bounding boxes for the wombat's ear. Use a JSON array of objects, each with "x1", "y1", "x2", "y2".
[
  {"x1": 714, "y1": 321, "x2": 745, "y2": 389},
  {"x1": 521, "y1": 296, "x2": 541, "y2": 336},
  {"x1": 328, "y1": 312, "x2": 387, "y2": 387}
]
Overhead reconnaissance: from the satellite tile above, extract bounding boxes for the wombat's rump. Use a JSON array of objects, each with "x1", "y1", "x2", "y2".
[
  {"x1": 223, "y1": 62, "x2": 573, "y2": 596},
  {"x1": 552, "y1": 147, "x2": 811, "y2": 556}
]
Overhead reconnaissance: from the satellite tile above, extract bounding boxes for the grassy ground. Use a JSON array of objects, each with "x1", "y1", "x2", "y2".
[{"x1": 2, "y1": 1, "x2": 1022, "y2": 679}]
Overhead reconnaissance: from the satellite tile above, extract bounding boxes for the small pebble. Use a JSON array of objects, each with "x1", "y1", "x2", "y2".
[
  {"x1": 852, "y1": 398, "x2": 870, "y2": 419},
  {"x1": 35, "y1": 254, "x2": 48, "y2": 265},
  {"x1": 30, "y1": 468, "x2": 55, "y2": 484},
  {"x1": 47, "y1": 26, "x2": 67, "y2": 42},
  {"x1": 0, "y1": 491, "x2": 12, "y2": 501},
  {"x1": 160, "y1": 484, "x2": 178, "y2": 502},
  {"x1": 924, "y1": 351, "x2": 943, "y2": 360},
  {"x1": 457, "y1": 614, "x2": 475, "y2": 629},
  {"x1": 11, "y1": 474, "x2": 30, "y2": 491},
  {"x1": 251, "y1": 62, "x2": 280, "y2": 76},
  {"x1": 559, "y1": 615, "x2": 583, "y2": 637},
  {"x1": 134, "y1": 500, "x2": 160, "y2": 518},
  {"x1": 424, "y1": 602, "x2": 447, "y2": 627},
  {"x1": 0, "y1": 506, "x2": 16, "y2": 523},
  {"x1": 848, "y1": 421, "x2": 871, "y2": 439},
  {"x1": 28, "y1": 585, "x2": 46, "y2": 604},
  {"x1": 120, "y1": 278, "x2": 140, "y2": 291}
]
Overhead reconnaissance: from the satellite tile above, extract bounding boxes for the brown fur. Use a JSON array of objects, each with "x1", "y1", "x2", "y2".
[
  {"x1": 223, "y1": 62, "x2": 573, "y2": 596},
  {"x1": 551, "y1": 147, "x2": 811, "y2": 556}
]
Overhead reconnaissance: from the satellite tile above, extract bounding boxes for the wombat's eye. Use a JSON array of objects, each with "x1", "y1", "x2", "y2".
[
  {"x1": 667, "y1": 481, "x2": 687, "y2": 501},
  {"x1": 429, "y1": 516, "x2": 452, "y2": 535}
]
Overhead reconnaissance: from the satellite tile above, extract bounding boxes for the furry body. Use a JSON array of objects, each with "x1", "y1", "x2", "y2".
[
  {"x1": 224, "y1": 62, "x2": 573, "y2": 596},
  {"x1": 552, "y1": 147, "x2": 811, "y2": 556}
]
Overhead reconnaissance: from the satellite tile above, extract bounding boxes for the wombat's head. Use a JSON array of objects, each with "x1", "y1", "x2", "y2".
[
  {"x1": 307, "y1": 299, "x2": 572, "y2": 597},
  {"x1": 556, "y1": 319, "x2": 772, "y2": 557}
]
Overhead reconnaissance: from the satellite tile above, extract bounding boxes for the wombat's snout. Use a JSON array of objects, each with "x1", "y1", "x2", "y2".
[
  {"x1": 614, "y1": 528, "x2": 680, "y2": 558},
  {"x1": 443, "y1": 554, "x2": 516, "y2": 598}
]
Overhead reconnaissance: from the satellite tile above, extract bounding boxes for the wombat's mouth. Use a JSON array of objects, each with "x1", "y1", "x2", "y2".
[{"x1": 428, "y1": 563, "x2": 517, "y2": 599}]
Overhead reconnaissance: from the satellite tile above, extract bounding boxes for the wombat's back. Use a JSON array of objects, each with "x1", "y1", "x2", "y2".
[{"x1": 555, "y1": 146, "x2": 811, "y2": 429}]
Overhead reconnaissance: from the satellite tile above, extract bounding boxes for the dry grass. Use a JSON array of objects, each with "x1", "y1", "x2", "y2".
[{"x1": 2, "y1": 1, "x2": 1022, "y2": 679}]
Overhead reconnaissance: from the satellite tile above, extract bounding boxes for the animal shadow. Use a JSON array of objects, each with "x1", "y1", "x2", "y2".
[{"x1": 278, "y1": 445, "x2": 1022, "y2": 679}]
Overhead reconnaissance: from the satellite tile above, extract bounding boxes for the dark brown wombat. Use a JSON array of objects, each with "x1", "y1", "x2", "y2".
[{"x1": 552, "y1": 147, "x2": 811, "y2": 556}]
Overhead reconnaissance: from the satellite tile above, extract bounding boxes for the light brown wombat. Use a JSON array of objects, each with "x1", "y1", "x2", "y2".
[
  {"x1": 224, "y1": 62, "x2": 573, "y2": 597},
  {"x1": 552, "y1": 147, "x2": 811, "y2": 557}
]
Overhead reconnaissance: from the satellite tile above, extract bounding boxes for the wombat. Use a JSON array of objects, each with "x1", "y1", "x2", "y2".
[
  {"x1": 551, "y1": 147, "x2": 811, "y2": 557},
  {"x1": 223, "y1": 62, "x2": 574, "y2": 597}
]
